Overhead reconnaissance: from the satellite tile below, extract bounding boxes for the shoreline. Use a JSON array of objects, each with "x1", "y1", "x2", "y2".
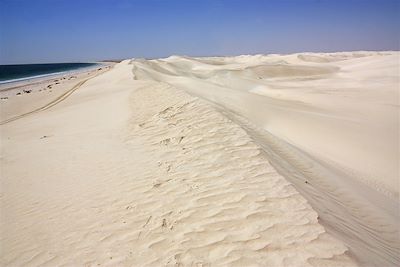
[
  {"x1": 0, "y1": 63, "x2": 109, "y2": 91},
  {"x1": 0, "y1": 63, "x2": 114, "y2": 123}
]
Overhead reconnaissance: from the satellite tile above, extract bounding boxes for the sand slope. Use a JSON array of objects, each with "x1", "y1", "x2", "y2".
[
  {"x1": 129, "y1": 52, "x2": 400, "y2": 266},
  {"x1": 0, "y1": 60, "x2": 358, "y2": 266}
]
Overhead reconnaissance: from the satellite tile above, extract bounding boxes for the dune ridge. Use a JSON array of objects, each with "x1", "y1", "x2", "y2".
[
  {"x1": 128, "y1": 52, "x2": 400, "y2": 266},
  {"x1": 1, "y1": 60, "x2": 358, "y2": 266},
  {"x1": 125, "y1": 83, "x2": 356, "y2": 266}
]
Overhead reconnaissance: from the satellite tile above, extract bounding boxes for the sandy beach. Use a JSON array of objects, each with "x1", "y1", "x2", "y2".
[
  {"x1": 0, "y1": 52, "x2": 398, "y2": 266},
  {"x1": 0, "y1": 64, "x2": 112, "y2": 123}
]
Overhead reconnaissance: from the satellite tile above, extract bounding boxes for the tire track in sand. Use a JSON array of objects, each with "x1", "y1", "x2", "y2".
[{"x1": 0, "y1": 71, "x2": 104, "y2": 125}]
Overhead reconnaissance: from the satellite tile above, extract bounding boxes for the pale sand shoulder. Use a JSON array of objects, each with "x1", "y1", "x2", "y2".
[{"x1": 0, "y1": 61, "x2": 356, "y2": 266}]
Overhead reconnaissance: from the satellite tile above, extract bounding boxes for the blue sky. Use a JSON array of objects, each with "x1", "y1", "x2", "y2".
[{"x1": 0, "y1": 0, "x2": 399, "y2": 64}]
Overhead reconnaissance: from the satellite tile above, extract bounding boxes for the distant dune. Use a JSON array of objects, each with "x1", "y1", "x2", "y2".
[{"x1": 0, "y1": 52, "x2": 398, "y2": 266}]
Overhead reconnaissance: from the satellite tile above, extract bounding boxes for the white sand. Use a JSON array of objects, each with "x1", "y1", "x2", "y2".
[
  {"x1": 0, "y1": 52, "x2": 398, "y2": 266},
  {"x1": 131, "y1": 51, "x2": 400, "y2": 266}
]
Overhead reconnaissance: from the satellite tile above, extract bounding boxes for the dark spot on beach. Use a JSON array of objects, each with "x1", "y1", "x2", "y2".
[{"x1": 16, "y1": 92, "x2": 21, "y2": 95}]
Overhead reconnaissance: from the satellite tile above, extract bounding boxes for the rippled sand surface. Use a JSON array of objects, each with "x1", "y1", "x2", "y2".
[{"x1": 1, "y1": 52, "x2": 398, "y2": 266}]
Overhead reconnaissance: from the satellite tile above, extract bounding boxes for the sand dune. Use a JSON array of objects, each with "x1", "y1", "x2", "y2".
[
  {"x1": 132, "y1": 52, "x2": 399, "y2": 196},
  {"x1": 0, "y1": 52, "x2": 398, "y2": 266},
  {"x1": 129, "y1": 52, "x2": 400, "y2": 266}
]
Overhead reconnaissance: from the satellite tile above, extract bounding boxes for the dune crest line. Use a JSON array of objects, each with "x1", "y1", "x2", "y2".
[{"x1": 129, "y1": 52, "x2": 399, "y2": 266}]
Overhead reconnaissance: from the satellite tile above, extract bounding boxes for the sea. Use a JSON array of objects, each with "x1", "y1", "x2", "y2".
[{"x1": 0, "y1": 63, "x2": 99, "y2": 84}]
